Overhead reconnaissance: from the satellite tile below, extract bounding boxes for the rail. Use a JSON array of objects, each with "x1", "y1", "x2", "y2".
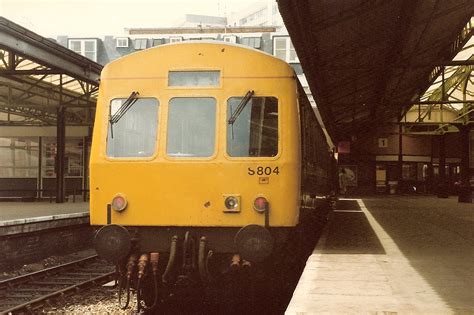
[{"x1": 0, "y1": 255, "x2": 114, "y2": 313}]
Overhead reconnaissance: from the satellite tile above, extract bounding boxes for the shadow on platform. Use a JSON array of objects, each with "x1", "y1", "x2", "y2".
[
  {"x1": 322, "y1": 200, "x2": 385, "y2": 255},
  {"x1": 335, "y1": 199, "x2": 361, "y2": 210}
]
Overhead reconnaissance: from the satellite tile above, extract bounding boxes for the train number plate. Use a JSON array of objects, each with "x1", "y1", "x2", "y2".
[{"x1": 247, "y1": 166, "x2": 280, "y2": 176}]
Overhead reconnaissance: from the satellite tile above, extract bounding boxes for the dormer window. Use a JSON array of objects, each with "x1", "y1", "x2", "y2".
[
  {"x1": 116, "y1": 38, "x2": 129, "y2": 48},
  {"x1": 223, "y1": 35, "x2": 237, "y2": 44},
  {"x1": 273, "y1": 36, "x2": 299, "y2": 63},
  {"x1": 170, "y1": 37, "x2": 183, "y2": 43},
  {"x1": 68, "y1": 39, "x2": 97, "y2": 62},
  {"x1": 241, "y1": 37, "x2": 261, "y2": 49},
  {"x1": 134, "y1": 38, "x2": 148, "y2": 50}
]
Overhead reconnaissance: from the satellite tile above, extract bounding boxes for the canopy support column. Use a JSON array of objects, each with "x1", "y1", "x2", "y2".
[
  {"x1": 56, "y1": 74, "x2": 66, "y2": 203},
  {"x1": 458, "y1": 125, "x2": 472, "y2": 203},
  {"x1": 437, "y1": 134, "x2": 448, "y2": 198}
]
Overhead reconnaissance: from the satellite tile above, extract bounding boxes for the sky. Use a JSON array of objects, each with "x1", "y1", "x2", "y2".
[{"x1": 0, "y1": 0, "x2": 262, "y2": 38}]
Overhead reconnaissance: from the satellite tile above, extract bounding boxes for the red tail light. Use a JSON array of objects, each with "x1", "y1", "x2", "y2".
[
  {"x1": 111, "y1": 194, "x2": 127, "y2": 212},
  {"x1": 253, "y1": 196, "x2": 268, "y2": 213}
]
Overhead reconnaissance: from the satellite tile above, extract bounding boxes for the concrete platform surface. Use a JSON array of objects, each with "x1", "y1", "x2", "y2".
[
  {"x1": 286, "y1": 196, "x2": 474, "y2": 314},
  {"x1": 0, "y1": 201, "x2": 89, "y2": 223}
]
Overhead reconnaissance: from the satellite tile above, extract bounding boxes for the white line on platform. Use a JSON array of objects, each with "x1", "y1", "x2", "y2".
[
  {"x1": 0, "y1": 212, "x2": 89, "y2": 226},
  {"x1": 333, "y1": 209, "x2": 363, "y2": 212}
]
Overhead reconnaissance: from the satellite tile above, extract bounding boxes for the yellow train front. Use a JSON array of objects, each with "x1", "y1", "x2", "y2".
[{"x1": 90, "y1": 42, "x2": 314, "y2": 307}]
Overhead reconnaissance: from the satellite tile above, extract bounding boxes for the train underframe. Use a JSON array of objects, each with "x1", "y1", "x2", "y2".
[{"x1": 94, "y1": 203, "x2": 330, "y2": 312}]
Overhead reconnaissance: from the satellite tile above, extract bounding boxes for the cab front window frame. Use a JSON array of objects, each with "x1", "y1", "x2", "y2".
[
  {"x1": 226, "y1": 96, "x2": 279, "y2": 158},
  {"x1": 105, "y1": 97, "x2": 159, "y2": 159},
  {"x1": 166, "y1": 97, "x2": 217, "y2": 159}
]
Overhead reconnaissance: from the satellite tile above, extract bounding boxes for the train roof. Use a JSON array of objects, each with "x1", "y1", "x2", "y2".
[{"x1": 101, "y1": 41, "x2": 295, "y2": 80}]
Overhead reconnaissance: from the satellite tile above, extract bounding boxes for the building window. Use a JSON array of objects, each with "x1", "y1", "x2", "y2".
[
  {"x1": 0, "y1": 137, "x2": 39, "y2": 178},
  {"x1": 42, "y1": 138, "x2": 84, "y2": 177},
  {"x1": 68, "y1": 39, "x2": 97, "y2": 62},
  {"x1": 223, "y1": 35, "x2": 237, "y2": 44},
  {"x1": 42, "y1": 139, "x2": 56, "y2": 177},
  {"x1": 167, "y1": 98, "x2": 216, "y2": 157},
  {"x1": 402, "y1": 163, "x2": 417, "y2": 180},
  {"x1": 152, "y1": 38, "x2": 164, "y2": 46},
  {"x1": 241, "y1": 37, "x2": 261, "y2": 49},
  {"x1": 134, "y1": 38, "x2": 148, "y2": 50},
  {"x1": 169, "y1": 37, "x2": 183, "y2": 43},
  {"x1": 116, "y1": 37, "x2": 129, "y2": 48},
  {"x1": 65, "y1": 139, "x2": 84, "y2": 177},
  {"x1": 273, "y1": 36, "x2": 298, "y2": 63}
]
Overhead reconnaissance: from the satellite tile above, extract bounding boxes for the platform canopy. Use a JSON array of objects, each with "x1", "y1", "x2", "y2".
[
  {"x1": 0, "y1": 17, "x2": 102, "y2": 126},
  {"x1": 278, "y1": 0, "x2": 473, "y2": 141}
]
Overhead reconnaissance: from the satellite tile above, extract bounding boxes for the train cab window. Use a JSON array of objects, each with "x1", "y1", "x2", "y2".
[
  {"x1": 168, "y1": 71, "x2": 220, "y2": 87},
  {"x1": 167, "y1": 97, "x2": 216, "y2": 157},
  {"x1": 106, "y1": 98, "x2": 159, "y2": 158},
  {"x1": 227, "y1": 96, "x2": 278, "y2": 157}
]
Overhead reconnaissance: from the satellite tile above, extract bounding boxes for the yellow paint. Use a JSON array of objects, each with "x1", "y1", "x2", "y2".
[{"x1": 90, "y1": 42, "x2": 301, "y2": 227}]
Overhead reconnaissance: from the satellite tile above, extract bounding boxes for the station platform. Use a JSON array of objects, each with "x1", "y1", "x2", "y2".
[
  {"x1": 0, "y1": 201, "x2": 88, "y2": 222},
  {"x1": 286, "y1": 196, "x2": 474, "y2": 314},
  {"x1": 0, "y1": 201, "x2": 92, "y2": 270},
  {"x1": 0, "y1": 201, "x2": 89, "y2": 236}
]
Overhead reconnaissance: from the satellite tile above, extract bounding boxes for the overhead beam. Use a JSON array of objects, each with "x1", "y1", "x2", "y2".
[
  {"x1": 0, "y1": 75, "x2": 96, "y2": 106},
  {"x1": 0, "y1": 101, "x2": 84, "y2": 122},
  {"x1": 0, "y1": 105, "x2": 56, "y2": 124},
  {"x1": 413, "y1": 100, "x2": 473, "y2": 105},
  {"x1": 0, "y1": 17, "x2": 101, "y2": 85},
  {"x1": 0, "y1": 69, "x2": 64, "y2": 75}
]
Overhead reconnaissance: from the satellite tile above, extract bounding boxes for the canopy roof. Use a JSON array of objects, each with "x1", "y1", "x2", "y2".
[
  {"x1": 0, "y1": 17, "x2": 102, "y2": 126},
  {"x1": 278, "y1": 0, "x2": 473, "y2": 141}
]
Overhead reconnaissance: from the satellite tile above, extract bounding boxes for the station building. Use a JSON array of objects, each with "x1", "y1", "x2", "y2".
[
  {"x1": 0, "y1": 17, "x2": 100, "y2": 201},
  {"x1": 0, "y1": 5, "x2": 472, "y2": 201},
  {"x1": 1, "y1": 2, "x2": 472, "y2": 313}
]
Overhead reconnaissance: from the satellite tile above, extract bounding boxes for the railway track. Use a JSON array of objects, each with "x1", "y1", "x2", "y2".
[{"x1": 0, "y1": 255, "x2": 115, "y2": 314}]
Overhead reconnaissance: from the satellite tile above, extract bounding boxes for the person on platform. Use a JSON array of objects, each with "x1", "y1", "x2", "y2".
[{"x1": 339, "y1": 167, "x2": 352, "y2": 196}]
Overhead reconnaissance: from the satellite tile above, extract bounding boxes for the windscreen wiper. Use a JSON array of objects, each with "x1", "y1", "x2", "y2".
[
  {"x1": 109, "y1": 91, "x2": 139, "y2": 138},
  {"x1": 228, "y1": 90, "x2": 254, "y2": 125}
]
